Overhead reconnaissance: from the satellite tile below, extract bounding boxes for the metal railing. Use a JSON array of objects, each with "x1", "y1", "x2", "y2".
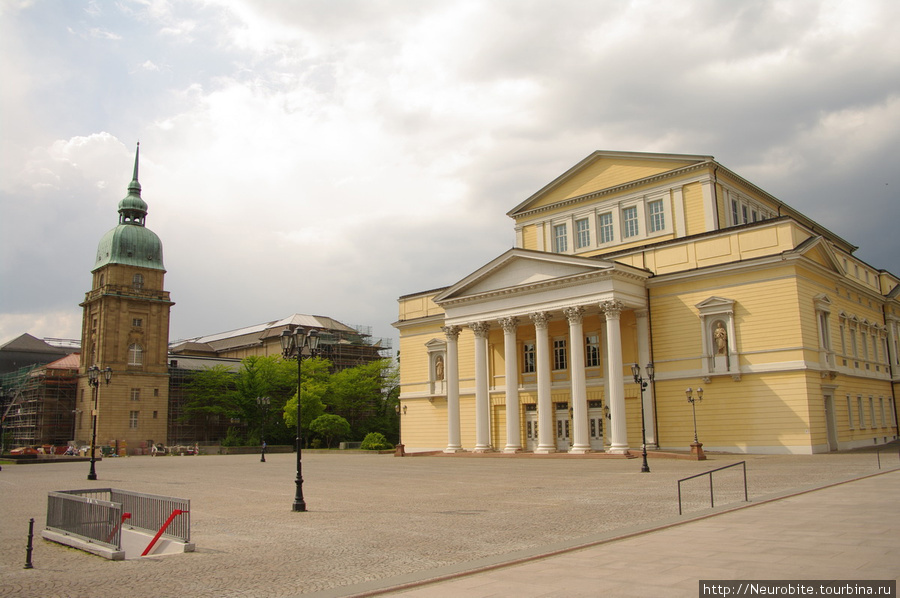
[
  {"x1": 110, "y1": 489, "x2": 190, "y2": 543},
  {"x1": 677, "y1": 461, "x2": 748, "y2": 515},
  {"x1": 46, "y1": 491, "x2": 124, "y2": 550},
  {"x1": 876, "y1": 446, "x2": 900, "y2": 470},
  {"x1": 47, "y1": 488, "x2": 190, "y2": 548}
]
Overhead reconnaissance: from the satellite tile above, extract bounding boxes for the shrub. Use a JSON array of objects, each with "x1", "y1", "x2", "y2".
[{"x1": 360, "y1": 432, "x2": 392, "y2": 451}]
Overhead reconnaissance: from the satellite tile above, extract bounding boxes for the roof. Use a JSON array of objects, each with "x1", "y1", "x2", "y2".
[{"x1": 170, "y1": 313, "x2": 361, "y2": 351}]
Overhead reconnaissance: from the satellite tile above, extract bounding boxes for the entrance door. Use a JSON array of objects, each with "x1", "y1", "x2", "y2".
[
  {"x1": 824, "y1": 395, "x2": 838, "y2": 451},
  {"x1": 555, "y1": 404, "x2": 570, "y2": 452},
  {"x1": 524, "y1": 407, "x2": 538, "y2": 451},
  {"x1": 588, "y1": 401, "x2": 605, "y2": 451}
]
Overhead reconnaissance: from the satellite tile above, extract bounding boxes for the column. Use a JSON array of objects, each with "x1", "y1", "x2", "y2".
[
  {"x1": 530, "y1": 311, "x2": 555, "y2": 453},
  {"x1": 565, "y1": 306, "x2": 591, "y2": 453},
  {"x1": 442, "y1": 325, "x2": 463, "y2": 453},
  {"x1": 471, "y1": 321, "x2": 492, "y2": 452},
  {"x1": 601, "y1": 300, "x2": 628, "y2": 453},
  {"x1": 499, "y1": 316, "x2": 522, "y2": 453},
  {"x1": 635, "y1": 309, "x2": 656, "y2": 449}
]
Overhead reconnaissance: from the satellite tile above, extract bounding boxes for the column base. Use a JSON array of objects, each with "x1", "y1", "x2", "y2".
[
  {"x1": 606, "y1": 445, "x2": 630, "y2": 455},
  {"x1": 534, "y1": 445, "x2": 557, "y2": 454},
  {"x1": 443, "y1": 446, "x2": 465, "y2": 454},
  {"x1": 502, "y1": 446, "x2": 523, "y2": 454},
  {"x1": 568, "y1": 446, "x2": 592, "y2": 454},
  {"x1": 472, "y1": 446, "x2": 494, "y2": 453},
  {"x1": 690, "y1": 441, "x2": 707, "y2": 460}
]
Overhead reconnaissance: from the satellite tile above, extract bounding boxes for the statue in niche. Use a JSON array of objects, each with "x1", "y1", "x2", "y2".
[
  {"x1": 434, "y1": 355, "x2": 444, "y2": 380},
  {"x1": 714, "y1": 321, "x2": 728, "y2": 355}
]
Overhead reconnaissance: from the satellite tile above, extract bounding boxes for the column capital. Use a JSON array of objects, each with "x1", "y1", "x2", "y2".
[
  {"x1": 600, "y1": 299, "x2": 624, "y2": 319},
  {"x1": 563, "y1": 306, "x2": 585, "y2": 324},
  {"x1": 441, "y1": 325, "x2": 461, "y2": 340},
  {"x1": 470, "y1": 321, "x2": 491, "y2": 338},
  {"x1": 498, "y1": 316, "x2": 520, "y2": 334},
  {"x1": 530, "y1": 311, "x2": 551, "y2": 329}
]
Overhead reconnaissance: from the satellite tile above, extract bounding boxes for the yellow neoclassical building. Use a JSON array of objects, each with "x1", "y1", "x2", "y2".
[{"x1": 393, "y1": 150, "x2": 900, "y2": 455}]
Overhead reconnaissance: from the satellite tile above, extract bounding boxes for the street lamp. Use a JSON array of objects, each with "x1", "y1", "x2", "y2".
[
  {"x1": 280, "y1": 327, "x2": 320, "y2": 512},
  {"x1": 631, "y1": 363, "x2": 654, "y2": 473},
  {"x1": 87, "y1": 365, "x2": 112, "y2": 480},
  {"x1": 685, "y1": 387, "x2": 705, "y2": 460},
  {"x1": 257, "y1": 396, "x2": 271, "y2": 462}
]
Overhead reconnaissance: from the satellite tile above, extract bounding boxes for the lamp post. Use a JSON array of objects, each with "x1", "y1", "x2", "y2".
[
  {"x1": 630, "y1": 363, "x2": 654, "y2": 473},
  {"x1": 257, "y1": 396, "x2": 270, "y2": 462},
  {"x1": 281, "y1": 327, "x2": 320, "y2": 512},
  {"x1": 87, "y1": 365, "x2": 112, "y2": 480},
  {"x1": 685, "y1": 387, "x2": 706, "y2": 460}
]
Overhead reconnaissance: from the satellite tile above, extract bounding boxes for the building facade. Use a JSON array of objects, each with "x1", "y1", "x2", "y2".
[
  {"x1": 74, "y1": 144, "x2": 173, "y2": 452},
  {"x1": 394, "y1": 151, "x2": 900, "y2": 455}
]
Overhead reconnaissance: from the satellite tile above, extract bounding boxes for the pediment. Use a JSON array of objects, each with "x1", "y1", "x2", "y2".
[
  {"x1": 507, "y1": 150, "x2": 712, "y2": 217},
  {"x1": 696, "y1": 296, "x2": 735, "y2": 315},
  {"x1": 433, "y1": 249, "x2": 618, "y2": 304},
  {"x1": 789, "y1": 236, "x2": 844, "y2": 274}
]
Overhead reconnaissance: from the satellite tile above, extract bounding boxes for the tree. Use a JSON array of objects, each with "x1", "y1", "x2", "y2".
[
  {"x1": 182, "y1": 364, "x2": 239, "y2": 442},
  {"x1": 283, "y1": 357, "x2": 330, "y2": 446},
  {"x1": 327, "y1": 359, "x2": 399, "y2": 441},
  {"x1": 309, "y1": 414, "x2": 351, "y2": 448}
]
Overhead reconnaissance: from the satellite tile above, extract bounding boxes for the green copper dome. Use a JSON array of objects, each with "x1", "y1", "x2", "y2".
[{"x1": 93, "y1": 143, "x2": 165, "y2": 272}]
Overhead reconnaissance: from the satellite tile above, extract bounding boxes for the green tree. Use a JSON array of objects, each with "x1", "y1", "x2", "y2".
[
  {"x1": 235, "y1": 355, "x2": 296, "y2": 443},
  {"x1": 182, "y1": 364, "x2": 239, "y2": 442},
  {"x1": 283, "y1": 357, "x2": 330, "y2": 446},
  {"x1": 309, "y1": 414, "x2": 351, "y2": 448},
  {"x1": 327, "y1": 359, "x2": 399, "y2": 440}
]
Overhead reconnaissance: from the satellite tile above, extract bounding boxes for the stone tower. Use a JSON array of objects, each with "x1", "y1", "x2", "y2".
[{"x1": 75, "y1": 144, "x2": 174, "y2": 454}]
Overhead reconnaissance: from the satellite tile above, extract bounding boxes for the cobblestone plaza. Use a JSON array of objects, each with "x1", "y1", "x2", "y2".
[{"x1": 1, "y1": 449, "x2": 897, "y2": 597}]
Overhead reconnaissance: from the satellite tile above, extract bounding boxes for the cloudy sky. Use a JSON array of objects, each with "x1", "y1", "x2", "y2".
[{"x1": 2, "y1": 0, "x2": 899, "y2": 351}]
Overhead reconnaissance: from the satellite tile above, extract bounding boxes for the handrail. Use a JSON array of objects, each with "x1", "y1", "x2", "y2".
[
  {"x1": 875, "y1": 446, "x2": 900, "y2": 470},
  {"x1": 678, "y1": 461, "x2": 748, "y2": 515}
]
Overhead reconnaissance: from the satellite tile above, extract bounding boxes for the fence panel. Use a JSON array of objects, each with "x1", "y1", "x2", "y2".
[
  {"x1": 46, "y1": 491, "x2": 123, "y2": 550},
  {"x1": 110, "y1": 489, "x2": 190, "y2": 543}
]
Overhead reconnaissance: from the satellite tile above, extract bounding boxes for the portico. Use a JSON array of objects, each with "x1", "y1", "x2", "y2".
[{"x1": 432, "y1": 249, "x2": 653, "y2": 454}]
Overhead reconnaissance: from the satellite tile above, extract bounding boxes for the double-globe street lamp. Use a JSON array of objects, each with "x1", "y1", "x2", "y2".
[
  {"x1": 87, "y1": 365, "x2": 112, "y2": 481},
  {"x1": 280, "y1": 327, "x2": 320, "y2": 512},
  {"x1": 630, "y1": 363, "x2": 654, "y2": 473},
  {"x1": 685, "y1": 387, "x2": 705, "y2": 460}
]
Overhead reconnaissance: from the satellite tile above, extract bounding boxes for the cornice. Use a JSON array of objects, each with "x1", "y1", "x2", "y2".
[{"x1": 437, "y1": 268, "x2": 647, "y2": 309}]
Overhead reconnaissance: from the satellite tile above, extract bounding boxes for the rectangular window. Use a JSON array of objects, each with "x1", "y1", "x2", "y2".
[
  {"x1": 847, "y1": 395, "x2": 854, "y2": 429},
  {"x1": 648, "y1": 200, "x2": 665, "y2": 232},
  {"x1": 129, "y1": 410, "x2": 139, "y2": 429},
  {"x1": 553, "y1": 339, "x2": 567, "y2": 370},
  {"x1": 132, "y1": 318, "x2": 143, "y2": 327},
  {"x1": 869, "y1": 397, "x2": 875, "y2": 428},
  {"x1": 879, "y1": 397, "x2": 886, "y2": 428},
  {"x1": 850, "y1": 329, "x2": 858, "y2": 358},
  {"x1": 585, "y1": 334, "x2": 601, "y2": 368},
  {"x1": 741, "y1": 205, "x2": 749, "y2": 224},
  {"x1": 130, "y1": 388, "x2": 140, "y2": 401},
  {"x1": 153, "y1": 411, "x2": 158, "y2": 419},
  {"x1": 598, "y1": 212, "x2": 614, "y2": 244},
  {"x1": 623, "y1": 206, "x2": 639, "y2": 238},
  {"x1": 731, "y1": 199, "x2": 740, "y2": 225},
  {"x1": 839, "y1": 325, "x2": 846, "y2": 355},
  {"x1": 553, "y1": 223, "x2": 568, "y2": 253},
  {"x1": 858, "y1": 396, "x2": 865, "y2": 428},
  {"x1": 522, "y1": 342, "x2": 535, "y2": 374},
  {"x1": 862, "y1": 332, "x2": 869, "y2": 361},
  {"x1": 575, "y1": 218, "x2": 590, "y2": 249}
]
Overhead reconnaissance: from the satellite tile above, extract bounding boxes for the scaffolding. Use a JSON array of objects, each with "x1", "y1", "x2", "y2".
[
  {"x1": 318, "y1": 325, "x2": 393, "y2": 371},
  {"x1": 0, "y1": 361, "x2": 78, "y2": 450}
]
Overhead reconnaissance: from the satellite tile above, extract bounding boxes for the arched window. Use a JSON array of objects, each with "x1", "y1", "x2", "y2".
[
  {"x1": 132, "y1": 273, "x2": 144, "y2": 290},
  {"x1": 128, "y1": 343, "x2": 143, "y2": 365}
]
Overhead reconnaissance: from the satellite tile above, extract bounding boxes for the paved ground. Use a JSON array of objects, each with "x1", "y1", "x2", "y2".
[{"x1": 1, "y1": 446, "x2": 898, "y2": 598}]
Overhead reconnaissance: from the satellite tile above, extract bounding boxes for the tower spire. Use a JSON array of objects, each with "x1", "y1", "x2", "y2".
[{"x1": 129, "y1": 142, "x2": 141, "y2": 196}]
